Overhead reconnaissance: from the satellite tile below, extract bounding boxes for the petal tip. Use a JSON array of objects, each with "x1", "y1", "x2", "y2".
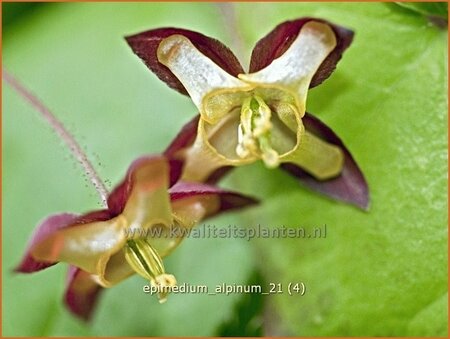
[
  {"x1": 124, "y1": 33, "x2": 143, "y2": 54},
  {"x1": 13, "y1": 260, "x2": 57, "y2": 274},
  {"x1": 156, "y1": 34, "x2": 185, "y2": 65},
  {"x1": 65, "y1": 267, "x2": 102, "y2": 322},
  {"x1": 355, "y1": 188, "x2": 370, "y2": 212},
  {"x1": 125, "y1": 27, "x2": 244, "y2": 95},
  {"x1": 281, "y1": 113, "x2": 370, "y2": 211}
]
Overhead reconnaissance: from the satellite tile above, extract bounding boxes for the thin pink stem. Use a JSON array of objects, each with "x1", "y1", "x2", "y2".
[
  {"x1": 3, "y1": 68, "x2": 109, "y2": 208},
  {"x1": 217, "y1": 2, "x2": 246, "y2": 65}
]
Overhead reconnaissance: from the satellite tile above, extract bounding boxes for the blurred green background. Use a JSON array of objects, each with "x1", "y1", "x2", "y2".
[{"x1": 2, "y1": 2, "x2": 448, "y2": 337}]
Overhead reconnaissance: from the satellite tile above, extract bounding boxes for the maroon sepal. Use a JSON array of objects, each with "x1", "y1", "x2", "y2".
[
  {"x1": 15, "y1": 213, "x2": 80, "y2": 273},
  {"x1": 125, "y1": 28, "x2": 244, "y2": 95},
  {"x1": 15, "y1": 211, "x2": 113, "y2": 273},
  {"x1": 65, "y1": 266, "x2": 103, "y2": 322},
  {"x1": 249, "y1": 18, "x2": 354, "y2": 88},
  {"x1": 107, "y1": 155, "x2": 182, "y2": 216},
  {"x1": 169, "y1": 181, "x2": 258, "y2": 217},
  {"x1": 16, "y1": 156, "x2": 179, "y2": 273},
  {"x1": 164, "y1": 115, "x2": 200, "y2": 159},
  {"x1": 204, "y1": 166, "x2": 234, "y2": 185},
  {"x1": 282, "y1": 113, "x2": 369, "y2": 210}
]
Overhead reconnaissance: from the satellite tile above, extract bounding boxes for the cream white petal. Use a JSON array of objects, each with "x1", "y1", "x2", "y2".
[
  {"x1": 157, "y1": 34, "x2": 250, "y2": 119},
  {"x1": 31, "y1": 216, "x2": 128, "y2": 275},
  {"x1": 181, "y1": 113, "x2": 256, "y2": 182},
  {"x1": 121, "y1": 158, "x2": 174, "y2": 234},
  {"x1": 239, "y1": 21, "x2": 337, "y2": 108}
]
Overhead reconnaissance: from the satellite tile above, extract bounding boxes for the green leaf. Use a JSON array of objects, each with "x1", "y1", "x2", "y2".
[
  {"x1": 2, "y1": 2, "x2": 45, "y2": 28},
  {"x1": 225, "y1": 1, "x2": 448, "y2": 336},
  {"x1": 216, "y1": 270, "x2": 265, "y2": 337},
  {"x1": 394, "y1": 2, "x2": 448, "y2": 19},
  {"x1": 407, "y1": 293, "x2": 448, "y2": 336}
]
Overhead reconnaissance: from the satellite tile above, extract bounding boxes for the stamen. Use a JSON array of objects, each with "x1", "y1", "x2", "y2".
[
  {"x1": 236, "y1": 124, "x2": 250, "y2": 158},
  {"x1": 124, "y1": 239, "x2": 177, "y2": 302},
  {"x1": 240, "y1": 97, "x2": 253, "y2": 134},
  {"x1": 152, "y1": 274, "x2": 177, "y2": 303},
  {"x1": 236, "y1": 97, "x2": 255, "y2": 159},
  {"x1": 259, "y1": 135, "x2": 280, "y2": 168},
  {"x1": 235, "y1": 94, "x2": 280, "y2": 167},
  {"x1": 253, "y1": 103, "x2": 272, "y2": 137}
]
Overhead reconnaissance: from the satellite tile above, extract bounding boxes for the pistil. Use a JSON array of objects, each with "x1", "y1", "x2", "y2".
[
  {"x1": 124, "y1": 239, "x2": 176, "y2": 303},
  {"x1": 236, "y1": 95, "x2": 279, "y2": 168}
]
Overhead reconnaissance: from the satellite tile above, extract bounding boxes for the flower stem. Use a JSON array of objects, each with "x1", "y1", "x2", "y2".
[
  {"x1": 216, "y1": 2, "x2": 246, "y2": 64},
  {"x1": 3, "y1": 68, "x2": 109, "y2": 207}
]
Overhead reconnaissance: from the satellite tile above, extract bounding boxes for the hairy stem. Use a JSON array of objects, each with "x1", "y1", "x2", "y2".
[
  {"x1": 3, "y1": 69, "x2": 109, "y2": 207},
  {"x1": 216, "y1": 2, "x2": 246, "y2": 65}
]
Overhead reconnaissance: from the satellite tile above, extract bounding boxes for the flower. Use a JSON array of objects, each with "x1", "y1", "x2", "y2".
[
  {"x1": 126, "y1": 18, "x2": 369, "y2": 210},
  {"x1": 16, "y1": 155, "x2": 257, "y2": 320}
]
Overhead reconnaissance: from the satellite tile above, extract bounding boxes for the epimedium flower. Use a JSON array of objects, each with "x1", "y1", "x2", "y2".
[
  {"x1": 16, "y1": 155, "x2": 257, "y2": 321},
  {"x1": 126, "y1": 17, "x2": 369, "y2": 210}
]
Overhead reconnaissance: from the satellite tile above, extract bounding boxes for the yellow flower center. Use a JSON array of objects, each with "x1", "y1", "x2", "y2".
[{"x1": 236, "y1": 95, "x2": 279, "y2": 168}]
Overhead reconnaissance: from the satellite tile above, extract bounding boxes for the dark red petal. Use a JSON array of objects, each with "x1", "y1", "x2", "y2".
[
  {"x1": 281, "y1": 113, "x2": 369, "y2": 210},
  {"x1": 164, "y1": 115, "x2": 200, "y2": 158},
  {"x1": 169, "y1": 181, "x2": 258, "y2": 216},
  {"x1": 107, "y1": 155, "x2": 181, "y2": 216},
  {"x1": 164, "y1": 115, "x2": 234, "y2": 184},
  {"x1": 65, "y1": 266, "x2": 103, "y2": 322},
  {"x1": 15, "y1": 211, "x2": 113, "y2": 273},
  {"x1": 125, "y1": 28, "x2": 244, "y2": 95},
  {"x1": 168, "y1": 158, "x2": 184, "y2": 186},
  {"x1": 249, "y1": 18, "x2": 354, "y2": 88},
  {"x1": 15, "y1": 213, "x2": 79, "y2": 273},
  {"x1": 204, "y1": 166, "x2": 234, "y2": 185},
  {"x1": 71, "y1": 209, "x2": 113, "y2": 225}
]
